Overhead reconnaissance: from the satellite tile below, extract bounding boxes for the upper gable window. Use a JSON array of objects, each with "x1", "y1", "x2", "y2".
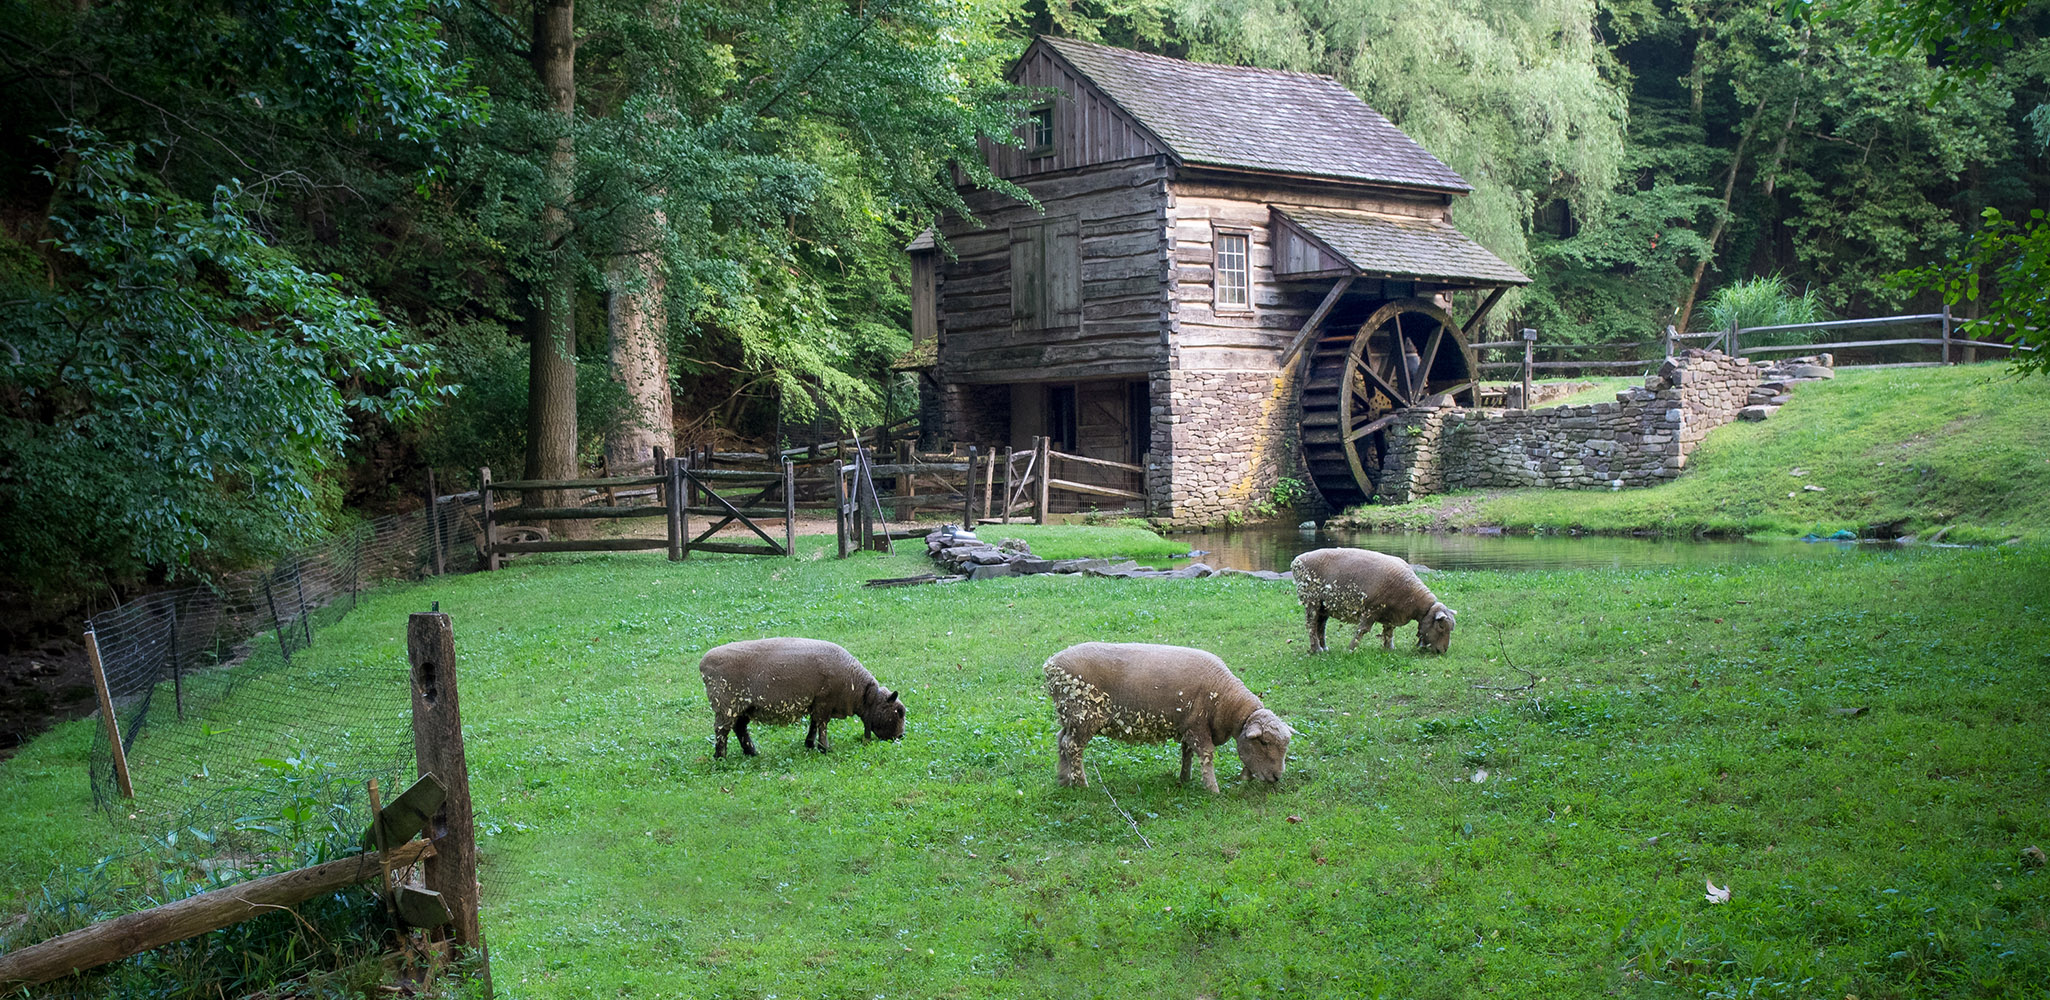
[
  {"x1": 1215, "y1": 231, "x2": 1251, "y2": 309},
  {"x1": 1027, "y1": 104, "x2": 1056, "y2": 158}
]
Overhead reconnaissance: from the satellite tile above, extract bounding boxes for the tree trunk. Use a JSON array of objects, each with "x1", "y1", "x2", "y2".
[
  {"x1": 526, "y1": 0, "x2": 581, "y2": 532},
  {"x1": 1675, "y1": 93, "x2": 1771, "y2": 336},
  {"x1": 605, "y1": 207, "x2": 673, "y2": 475}
]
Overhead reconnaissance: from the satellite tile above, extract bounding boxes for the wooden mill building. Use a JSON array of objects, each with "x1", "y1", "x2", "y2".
[{"x1": 906, "y1": 36, "x2": 1529, "y2": 519}]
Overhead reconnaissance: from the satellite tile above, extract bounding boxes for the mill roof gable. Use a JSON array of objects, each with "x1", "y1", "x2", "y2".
[{"x1": 1032, "y1": 37, "x2": 1472, "y2": 193}]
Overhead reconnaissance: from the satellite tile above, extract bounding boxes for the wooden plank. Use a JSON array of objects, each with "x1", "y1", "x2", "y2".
[
  {"x1": 864, "y1": 463, "x2": 972, "y2": 475},
  {"x1": 0, "y1": 839, "x2": 435, "y2": 987},
  {"x1": 408, "y1": 613, "x2": 489, "y2": 989},
  {"x1": 494, "y1": 505, "x2": 668, "y2": 520},
  {"x1": 394, "y1": 884, "x2": 453, "y2": 930},
  {"x1": 485, "y1": 475, "x2": 664, "y2": 490},
  {"x1": 1045, "y1": 477, "x2": 1145, "y2": 501},
  {"x1": 490, "y1": 537, "x2": 670, "y2": 553},
  {"x1": 82, "y1": 628, "x2": 133, "y2": 800},
  {"x1": 687, "y1": 541, "x2": 787, "y2": 555},
  {"x1": 1738, "y1": 337, "x2": 1946, "y2": 354},
  {"x1": 1461, "y1": 286, "x2": 1508, "y2": 335},
  {"x1": 1050, "y1": 450, "x2": 1144, "y2": 474},
  {"x1": 1035, "y1": 436, "x2": 1051, "y2": 524},
  {"x1": 1738, "y1": 314, "x2": 1944, "y2": 335},
  {"x1": 359, "y1": 773, "x2": 448, "y2": 851},
  {"x1": 1345, "y1": 412, "x2": 1404, "y2": 444},
  {"x1": 682, "y1": 506, "x2": 788, "y2": 518},
  {"x1": 686, "y1": 467, "x2": 787, "y2": 481}
]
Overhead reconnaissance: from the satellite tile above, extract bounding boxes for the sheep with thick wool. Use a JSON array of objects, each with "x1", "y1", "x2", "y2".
[
  {"x1": 1042, "y1": 642, "x2": 1292, "y2": 793},
  {"x1": 1292, "y1": 547, "x2": 1455, "y2": 654},
  {"x1": 698, "y1": 638, "x2": 905, "y2": 757}
]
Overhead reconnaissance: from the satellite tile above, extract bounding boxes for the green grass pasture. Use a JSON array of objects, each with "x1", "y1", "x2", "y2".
[{"x1": 4, "y1": 538, "x2": 2047, "y2": 998}]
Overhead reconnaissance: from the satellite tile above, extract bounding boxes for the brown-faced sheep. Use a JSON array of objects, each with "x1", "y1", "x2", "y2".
[
  {"x1": 1042, "y1": 642, "x2": 1292, "y2": 793},
  {"x1": 1292, "y1": 547, "x2": 1455, "y2": 654},
  {"x1": 698, "y1": 638, "x2": 905, "y2": 757}
]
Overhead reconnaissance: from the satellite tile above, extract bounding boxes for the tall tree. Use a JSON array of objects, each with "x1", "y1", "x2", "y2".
[{"x1": 527, "y1": 0, "x2": 582, "y2": 514}]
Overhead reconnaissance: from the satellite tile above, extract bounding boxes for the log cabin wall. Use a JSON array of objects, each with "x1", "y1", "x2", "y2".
[
  {"x1": 979, "y1": 46, "x2": 1164, "y2": 179},
  {"x1": 1154, "y1": 171, "x2": 1455, "y2": 521}
]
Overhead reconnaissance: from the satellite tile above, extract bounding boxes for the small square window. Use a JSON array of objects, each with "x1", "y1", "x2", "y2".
[
  {"x1": 1028, "y1": 104, "x2": 1056, "y2": 157},
  {"x1": 1216, "y1": 232, "x2": 1250, "y2": 308}
]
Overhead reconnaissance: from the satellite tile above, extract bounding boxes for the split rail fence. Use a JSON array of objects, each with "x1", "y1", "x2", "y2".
[{"x1": 832, "y1": 435, "x2": 1149, "y2": 556}]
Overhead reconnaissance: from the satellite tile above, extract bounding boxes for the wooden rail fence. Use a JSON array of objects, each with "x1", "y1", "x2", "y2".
[
  {"x1": 478, "y1": 448, "x2": 795, "y2": 566},
  {"x1": 1468, "y1": 306, "x2": 2032, "y2": 406}
]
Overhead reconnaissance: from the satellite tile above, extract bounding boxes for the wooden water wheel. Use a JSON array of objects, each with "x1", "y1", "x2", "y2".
[{"x1": 1299, "y1": 298, "x2": 1481, "y2": 507}]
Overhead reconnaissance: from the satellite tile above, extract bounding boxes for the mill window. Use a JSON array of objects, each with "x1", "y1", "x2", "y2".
[
  {"x1": 1215, "y1": 232, "x2": 1250, "y2": 308},
  {"x1": 1028, "y1": 105, "x2": 1056, "y2": 158}
]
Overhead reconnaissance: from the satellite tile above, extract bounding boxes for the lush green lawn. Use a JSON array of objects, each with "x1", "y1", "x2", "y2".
[
  {"x1": 10, "y1": 536, "x2": 2042, "y2": 998},
  {"x1": 958, "y1": 523, "x2": 1191, "y2": 561},
  {"x1": 1345, "y1": 363, "x2": 2050, "y2": 543}
]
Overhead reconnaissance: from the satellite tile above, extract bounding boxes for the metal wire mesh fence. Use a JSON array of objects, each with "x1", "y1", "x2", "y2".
[{"x1": 84, "y1": 494, "x2": 486, "y2": 821}]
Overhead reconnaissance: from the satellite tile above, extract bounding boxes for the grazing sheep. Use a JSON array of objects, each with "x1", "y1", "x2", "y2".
[
  {"x1": 1042, "y1": 642, "x2": 1292, "y2": 793},
  {"x1": 1292, "y1": 547, "x2": 1455, "y2": 654},
  {"x1": 698, "y1": 638, "x2": 905, "y2": 757}
]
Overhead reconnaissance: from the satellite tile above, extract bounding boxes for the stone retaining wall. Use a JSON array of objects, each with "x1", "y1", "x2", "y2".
[
  {"x1": 1157, "y1": 368, "x2": 1297, "y2": 523},
  {"x1": 1376, "y1": 350, "x2": 1763, "y2": 500}
]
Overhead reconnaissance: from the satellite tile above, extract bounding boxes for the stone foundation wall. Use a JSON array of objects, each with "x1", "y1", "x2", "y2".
[
  {"x1": 1158, "y1": 368, "x2": 1299, "y2": 522},
  {"x1": 1378, "y1": 350, "x2": 1763, "y2": 500},
  {"x1": 941, "y1": 383, "x2": 1011, "y2": 450}
]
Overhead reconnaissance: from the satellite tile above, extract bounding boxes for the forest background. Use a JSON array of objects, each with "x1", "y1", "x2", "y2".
[{"x1": 1, "y1": 0, "x2": 2045, "y2": 603}]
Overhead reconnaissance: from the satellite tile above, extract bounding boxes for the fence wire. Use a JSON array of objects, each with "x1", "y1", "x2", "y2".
[{"x1": 83, "y1": 495, "x2": 486, "y2": 820}]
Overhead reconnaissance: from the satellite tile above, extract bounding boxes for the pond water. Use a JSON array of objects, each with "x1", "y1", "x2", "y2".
[{"x1": 1158, "y1": 525, "x2": 1899, "y2": 574}]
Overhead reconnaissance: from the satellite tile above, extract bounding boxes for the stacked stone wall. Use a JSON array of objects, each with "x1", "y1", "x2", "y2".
[
  {"x1": 1378, "y1": 350, "x2": 1762, "y2": 501},
  {"x1": 1159, "y1": 369, "x2": 1298, "y2": 522}
]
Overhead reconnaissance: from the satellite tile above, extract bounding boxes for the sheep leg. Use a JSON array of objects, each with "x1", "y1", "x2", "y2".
[
  {"x1": 1380, "y1": 623, "x2": 1396, "y2": 651},
  {"x1": 1056, "y1": 727, "x2": 1092, "y2": 787},
  {"x1": 1198, "y1": 743, "x2": 1219, "y2": 793},
  {"x1": 1180, "y1": 743, "x2": 1195, "y2": 783},
  {"x1": 1305, "y1": 601, "x2": 1329, "y2": 653},
  {"x1": 734, "y1": 713, "x2": 759, "y2": 756},
  {"x1": 712, "y1": 715, "x2": 732, "y2": 758},
  {"x1": 808, "y1": 715, "x2": 832, "y2": 753},
  {"x1": 1346, "y1": 616, "x2": 1374, "y2": 652}
]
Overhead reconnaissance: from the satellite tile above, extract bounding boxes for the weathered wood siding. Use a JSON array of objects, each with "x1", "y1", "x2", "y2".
[
  {"x1": 1167, "y1": 175, "x2": 1453, "y2": 372},
  {"x1": 936, "y1": 159, "x2": 1172, "y2": 385},
  {"x1": 980, "y1": 46, "x2": 1163, "y2": 180}
]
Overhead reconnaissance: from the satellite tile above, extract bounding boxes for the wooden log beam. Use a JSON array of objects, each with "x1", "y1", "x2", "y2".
[
  {"x1": 1279, "y1": 275, "x2": 1355, "y2": 369},
  {"x1": 489, "y1": 537, "x2": 671, "y2": 554},
  {"x1": 1044, "y1": 478, "x2": 1146, "y2": 501},
  {"x1": 687, "y1": 541, "x2": 787, "y2": 555},
  {"x1": 0, "y1": 840, "x2": 433, "y2": 987},
  {"x1": 486, "y1": 475, "x2": 664, "y2": 490},
  {"x1": 1345, "y1": 412, "x2": 1405, "y2": 444},
  {"x1": 494, "y1": 506, "x2": 669, "y2": 520},
  {"x1": 1461, "y1": 286, "x2": 1508, "y2": 335},
  {"x1": 1047, "y1": 451, "x2": 1145, "y2": 474}
]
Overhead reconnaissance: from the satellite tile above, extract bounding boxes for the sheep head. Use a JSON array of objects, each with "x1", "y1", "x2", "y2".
[
  {"x1": 859, "y1": 685, "x2": 906, "y2": 741},
  {"x1": 1235, "y1": 709, "x2": 1294, "y2": 784},
  {"x1": 1417, "y1": 604, "x2": 1455, "y2": 655}
]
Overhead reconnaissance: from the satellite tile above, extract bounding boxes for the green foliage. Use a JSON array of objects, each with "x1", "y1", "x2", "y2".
[
  {"x1": 1703, "y1": 273, "x2": 1831, "y2": 346},
  {"x1": 0, "y1": 131, "x2": 447, "y2": 592},
  {"x1": 1895, "y1": 208, "x2": 2050, "y2": 377}
]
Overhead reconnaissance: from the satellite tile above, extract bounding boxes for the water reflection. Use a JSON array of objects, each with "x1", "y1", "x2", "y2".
[{"x1": 1160, "y1": 526, "x2": 1895, "y2": 573}]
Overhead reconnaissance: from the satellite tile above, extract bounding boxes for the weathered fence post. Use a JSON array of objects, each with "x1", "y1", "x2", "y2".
[
  {"x1": 1662, "y1": 324, "x2": 1676, "y2": 360},
  {"x1": 1726, "y1": 314, "x2": 1739, "y2": 358},
  {"x1": 676, "y1": 457, "x2": 691, "y2": 561},
  {"x1": 82, "y1": 626, "x2": 134, "y2": 799},
  {"x1": 1941, "y1": 303, "x2": 1953, "y2": 365},
  {"x1": 964, "y1": 446, "x2": 978, "y2": 526},
  {"x1": 167, "y1": 602, "x2": 184, "y2": 721},
  {"x1": 835, "y1": 461, "x2": 850, "y2": 558},
  {"x1": 994, "y1": 447, "x2": 1008, "y2": 524},
  {"x1": 783, "y1": 458, "x2": 796, "y2": 557},
  {"x1": 426, "y1": 468, "x2": 445, "y2": 576},
  {"x1": 407, "y1": 611, "x2": 491, "y2": 996},
  {"x1": 1519, "y1": 329, "x2": 1537, "y2": 411},
  {"x1": 262, "y1": 576, "x2": 293, "y2": 664},
  {"x1": 1034, "y1": 435, "x2": 1051, "y2": 525},
  {"x1": 478, "y1": 467, "x2": 498, "y2": 571}
]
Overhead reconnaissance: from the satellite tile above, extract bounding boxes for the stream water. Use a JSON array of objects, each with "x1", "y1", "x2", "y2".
[{"x1": 1159, "y1": 525, "x2": 1901, "y2": 573}]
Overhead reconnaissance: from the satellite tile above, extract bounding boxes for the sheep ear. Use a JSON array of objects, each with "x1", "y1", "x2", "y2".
[
  {"x1": 886, "y1": 689, "x2": 899, "y2": 704},
  {"x1": 1243, "y1": 721, "x2": 1263, "y2": 740},
  {"x1": 1433, "y1": 607, "x2": 1454, "y2": 622}
]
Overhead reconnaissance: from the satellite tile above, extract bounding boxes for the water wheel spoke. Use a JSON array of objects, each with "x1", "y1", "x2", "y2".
[
  {"x1": 1345, "y1": 412, "x2": 1403, "y2": 444},
  {"x1": 1391, "y1": 313, "x2": 1418, "y2": 402},
  {"x1": 1418, "y1": 321, "x2": 1446, "y2": 386},
  {"x1": 1349, "y1": 361, "x2": 1404, "y2": 407}
]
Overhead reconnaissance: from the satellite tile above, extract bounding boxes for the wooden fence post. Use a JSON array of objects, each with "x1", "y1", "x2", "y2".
[
  {"x1": 835, "y1": 462, "x2": 850, "y2": 558},
  {"x1": 1662, "y1": 325, "x2": 1676, "y2": 360},
  {"x1": 1034, "y1": 435, "x2": 1051, "y2": 525},
  {"x1": 408, "y1": 612, "x2": 491, "y2": 996},
  {"x1": 1726, "y1": 315, "x2": 1739, "y2": 358},
  {"x1": 478, "y1": 467, "x2": 498, "y2": 572},
  {"x1": 1519, "y1": 328, "x2": 1536, "y2": 410},
  {"x1": 964, "y1": 446, "x2": 978, "y2": 526},
  {"x1": 783, "y1": 458, "x2": 796, "y2": 557},
  {"x1": 1941, "y1": 303, "x2": 1953, "y2": 365},
  {"x1": 426, "y1": 468, "x2": 445, "y2": 577},
  {"x1": 82, "y1": 626, "x2": 134, "y2": 800},
  {"x1": 676, "y1": 458, "x2": 692, "y2": 561},
  {"x1": 999, "y1": 447, "x2": 1012, "y2": 524}
]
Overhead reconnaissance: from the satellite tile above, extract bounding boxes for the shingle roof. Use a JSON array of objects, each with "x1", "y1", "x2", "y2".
[
  {"x1": 1038, "y1": 37, "x2": 1471, "y2": 192},
  {"x1": 1277, "y1": 206, "x2": 1530, "y2": 285}
]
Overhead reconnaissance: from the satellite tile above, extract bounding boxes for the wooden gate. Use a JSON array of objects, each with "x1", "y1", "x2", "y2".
[
  {"x1": 479, "y1": 456, "x2": 795, "y2": 566},
  {"x1": 670, "y1": 460, "x2": 796, "y2": 558}
]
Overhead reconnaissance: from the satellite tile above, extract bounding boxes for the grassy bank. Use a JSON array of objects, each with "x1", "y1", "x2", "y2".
[
  {"x1": 5, "y1": 537, "x2": 2045, "y2": 998},
  {"x1": 1338, "y1": 363, "x2": 2050, "y2": 542}
]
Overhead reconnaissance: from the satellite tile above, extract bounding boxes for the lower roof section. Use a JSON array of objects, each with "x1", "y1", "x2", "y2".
[{"x1": 1273, "y1": 205, "x2": 1530, "y2": 288}]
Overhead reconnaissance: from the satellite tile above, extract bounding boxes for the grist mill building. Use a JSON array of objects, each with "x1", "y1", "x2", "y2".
[{"x1": 906, "y1": 36, "x2": 1529, "y2": 521}]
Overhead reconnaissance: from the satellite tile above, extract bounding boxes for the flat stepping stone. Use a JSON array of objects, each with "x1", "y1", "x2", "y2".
[{"x1": 1738, "y1": 404, "x2": 1778, "y2": 421}]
